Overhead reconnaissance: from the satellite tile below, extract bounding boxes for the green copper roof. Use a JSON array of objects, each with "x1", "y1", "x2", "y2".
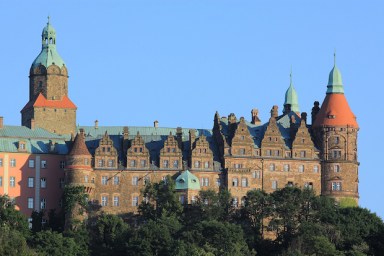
[
  {"x1": 32, "y1": 17, "x2": 65, "y2": 69},
  {"x1": 284, "y1": 72, "x2": 300, "y2": 112},
  {"x1": 175, "y1": 170, "x2": 201, "y2": 190},
  {"x1": 327, "y1": 55, "x2": 344, "y2": 94}
]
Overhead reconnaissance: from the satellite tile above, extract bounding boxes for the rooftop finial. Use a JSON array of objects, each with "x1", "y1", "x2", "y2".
[
  {"x1": 290, "y1": 66, "x2": 293, "y2": 85},
  {"x1": 334, "y1": 50, "x2": 337, "y2": 66},
  {"x1": 47, "y1": 15, "x2": 50, "y2": 25}
]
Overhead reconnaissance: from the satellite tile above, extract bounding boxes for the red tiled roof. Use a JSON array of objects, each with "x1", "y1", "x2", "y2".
[
  {"x1": 21, "y1": 93, "x2": 77, "y2": 112},
  {"x1": 313, "y1": 94, "x2": 358, "y2": 128}
]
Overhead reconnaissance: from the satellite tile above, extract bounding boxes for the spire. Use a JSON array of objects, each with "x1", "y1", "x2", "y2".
[
  {"x1": 69, "y1": 129, "x2": 91, "y2": 156},
  {"x1": 327, "y1": 53, "x2": 344, "y2": 94},
  {"x1": 284, "y1": 70, "x2": 300, "y2": 113},
  {"x1": 32, "y1": 17, "x2": 65, "y2": 69}
]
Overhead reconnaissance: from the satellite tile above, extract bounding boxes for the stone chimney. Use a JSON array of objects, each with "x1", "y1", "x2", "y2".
[
  {"x1": 311, "y1": 101, "x2": 320, "y2": 125},
  {"x1": 301, "y1": 112, "x2": 307, "y2": 124},
  {"x1": 31, "y1": 118, "x2": 35, "y2": 130},
  {"x1": 251, "y1": 109, "x2": 261, "y2": 125},
  {"x1": 79, "y1": 128, "x2": 85, "y2": 137},
  {"x1": 270, "y1": 105, "x2": 279, "y2": 118},
  {"x1": 176, "y1": 127, "x2": 183, "y2": 150},
  {"x1": 189, "y1": 129, "x2": 196, "y2": 151},
  {"x1": 0, "y1": 116, "x2": 3, "y2": 129},
  {"x1": 154, "y1": 120, "x2": 159, "y2": 128},
  {"x1": 95, "y1": 120, "x2": 99, "y2": 129}
]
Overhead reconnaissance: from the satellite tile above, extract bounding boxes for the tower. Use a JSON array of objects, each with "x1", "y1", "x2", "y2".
[
  {"x1": 283, "y1": 72, "x2": 300, "y2": 115},
  {"x1": 21, "y1": 18, "x2": 76, "y2": 135},
  {"x1": 312, "y1": 57, "x2": 359, "y2": 204}
]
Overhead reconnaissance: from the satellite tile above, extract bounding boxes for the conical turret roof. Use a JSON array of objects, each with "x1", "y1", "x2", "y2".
[{"x1": 69, "y1": 130, "x2": 91, "y2": 156}]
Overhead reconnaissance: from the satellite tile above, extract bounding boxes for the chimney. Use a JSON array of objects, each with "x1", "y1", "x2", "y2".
[
  {"x1": 251, "y1": 109, "x2": 261, "y2": 125},
  {"x1": 176, "y1": 127, "x2": 183, "y2": 150},
  {"x1": 95, "y1": 120, "x2": 99, "y2": 129},
  {"x1": 154, "y1": 120, "x2": 159, "y2": 128},
  {"x1": 123, "y1": 126, "x2": 129, "y2": 140},
  {"x1": 311, "y1": 101, "x2": 320, "y2": 125},
  {"x1": 271, "y1": 105, "x2": 279, "y2": 118},
  {"x1": 30, "y1": 118, "x2": 35, "y2": 130},
  {"x1": 301, "y1": 112, "x2": 307, "y2": 124},
  {"x1": 79, "y1": 128, "x2": 85, "y2": 137},
  {"x1": 0, "y1": 116, "x2": 3, "y2": 129},
  {"x1": 189, "y1": 129, "x2": 196, "y2": 151}
]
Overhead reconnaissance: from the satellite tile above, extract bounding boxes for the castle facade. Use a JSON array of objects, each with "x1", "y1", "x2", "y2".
[{"x1": 0, "y1": 21, "x2": 359, "y2": 220}]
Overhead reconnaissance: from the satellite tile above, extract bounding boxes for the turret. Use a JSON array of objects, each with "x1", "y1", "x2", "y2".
[
  {"x1": 283, "y1": 72, "x2": 300, "y2": 115},
  {"x1": 312, "y1": 55, "x2": 359, "y2": 205}
]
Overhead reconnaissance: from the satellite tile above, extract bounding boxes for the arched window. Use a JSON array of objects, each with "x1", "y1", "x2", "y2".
[{"x1": 232, "y1": 178, "x2": 238, "y2": 187}]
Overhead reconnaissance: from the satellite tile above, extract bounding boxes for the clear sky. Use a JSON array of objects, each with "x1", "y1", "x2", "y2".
[{"x1": 0, "y1": 1, "x2": 383, "y2": 218}]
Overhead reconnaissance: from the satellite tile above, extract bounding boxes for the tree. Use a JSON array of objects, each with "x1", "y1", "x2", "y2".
[
  {"x1": 30, "y1": 230, "x2": 80, "y2": 256},
  {"x1": 0, "y1": 195, "x2": 30, "y2": 237},
  {"x1": 0, "y1": 226, "x2": 35, "y2": 256}
]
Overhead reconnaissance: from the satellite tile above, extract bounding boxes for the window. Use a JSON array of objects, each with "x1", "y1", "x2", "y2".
[
  {"x1": 144, "y1": 176, "x2": 150, "y2": 185},
  {"x1": 298, "y1": 165, "x2": 304, "y2": 173},
  {"x1": 28, "y1": 177, "x2": 34, "y2": 188},
  {"x1": 84, "y1": 175, "x2": 89, "y2": 183},
  {"x1": 59, "y1": 178, "x2": 64, "y2": 188},
  {"x1": 304, "y1": 182, "x2": 313, "y2": 189},
  {"x1": 101, "y1": 196, "x2": 108, "y2": 206},
  {"x1": 234, "y1": 163, "x2": 242, "y2": 169},
  {"x1": 132, "y1": 176, "x2": 139, "y2": 186},
  {"x1": 132, "y1": 196, "x2": 139, "y2": 206},
  {"x1": 272, "y1": 180, "x2": 278, "y2": 190},
  {"x1": 241, "y1": 178, "x2": 248, "y2": 187},
  {"x1": 60, "y1": 161, "x2": 65, "y2": 169},
  {"x1": 204, "y1": 161, "x2": 209, "y2": 168},
  {"x1": 191, "y1": 196, "x2": 197, "y2": 204},
  {"x1": 266, "y1": 150, "x2": 272, "y2": 156},
  {"x1": 108, "y1": 159, "x2": 114, "y2": 167},
  {"x1": 334, "y1": 165, "x2": 340, "y2": 173},
  {"x1": 113, "y1": 176, "x2": 119, "y2": 185},
  {"x1": 283, "y1": 164, "x2": 290, "y2": 172},
  {"x1": 19, "y1": 143, "x2": 26, "y2": 150},
  {"x1": 130, "y1": 160, "x2": 136, "y2": 167},
  {"x1": 102, "y1": 176, "x2": 108, "y2": 185},
  {"x1": 274, "y1": 150, "x2": 280, "y2": 156},
  {"x1": 332, "y1": 182, "x2": 342, "y2": 191},
  {"x1": 313, "y1": 165, "x2": 319, "y2": 173},
  {"x1": 232, "y1": 197, "x2": 238, "y2": 207},
  {"x1": 173, "y1": 160, "x2": 179, "y2": 168},
  {"x1": 140, "y1": 160, "x2": 147, "y2": 167},
  {"x1": 41, "y1": 198, "x2": 46, "y2": 209},
  {"x1": 0, "y1": 176, "x2": 2, "y2": 187},
  {"x1": 269, "y1": 163, "x2": 275, "y2": 171},
  {"x1": 287, "y1": 181, "x2": 294, "y2": 187},
  {"x1": 0, "y1": 158, "x2": 2, "y2": 167},
  {"x1": 10, "y1": 177, "x2": 15, "y2": 187},
  {"x1": 216, "y1": 178, "x2": 221, "y2": 187},
  {"x1": 29, "y1": 160, "x2": 35, "y2": 168},
  {"x1": 285, "y1": 152, "x2": 291, "y2": 158},
  {"x1": 334, "y1": 136, "x2": 340, "y2": 144},
  {"x1": 84, "y1": 158, "x2": 89, "y2": 165},
  {"x1": 253, "y1": 170, "x2": 261, "y2": 179},
  {"x1": 239, "y1": 148, "x2": 245, "y2": 155},
  {"x1": 98, "y1": 159, "x2": 104, "y2": 167},
  {"x1": 10, "y1": 159, "x2": 16, "y2": 167},
  {"x1": 40, "y1": 178, "x2": 47, "y2": 188},
  {"x1": 201, "y1": 177, "x2": 209, "y2": 187},
  {"x1": 113, "y1": 196, "x2": 119, "y2": 206},
  {"x1": 332, "y1": 150, "x2": 341, "y2": 159},
  {"x1": 163, "y1": 160, "x2": 169, "y2": 168},
  {"x1": 194, "y1": 161, "x2": 200, "y2": 168},
  {"x1": 300, "y1": 151, "x2": 306, "y2": 158},
  {"x1": 28, "y1": 198, "x2": 34, "y2": 209},
  {"x1": 41, "y1": 160, "x2": 47, "y2": 168},
  {"x1": 232, "y1": 178, "x2": 238, "y2": 187},
  {"x1": 179, "y1": 195, "x2": 185, "y2": 204},
  {"x1": 28, "y1": 218, "x2": 33, "y2": 229}
]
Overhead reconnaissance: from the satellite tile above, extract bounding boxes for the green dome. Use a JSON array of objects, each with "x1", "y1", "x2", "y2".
[
  {"x1": 175, "y1": 170, "x2": 201, "y2": 190},
  {"x1": 327, "y1": 54, "x2": 344, "y2": 94},
  {"x1": 284, "y1": 73, "x2": 300, "y2": 113},
  {"x1": 32, "y1": 17, "x2": 65, "y2": 69}
]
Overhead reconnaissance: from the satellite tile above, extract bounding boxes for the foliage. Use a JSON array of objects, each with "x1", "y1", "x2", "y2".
[
  {"x1": 62, "y1": 185, "x2": 89, "y2": 214},
  {"x1": 339, "y1": 197, "x2": 358, "y2": 208},
  {"x1": 29, "y1": 230, "x2": 81, "y2": 256}
]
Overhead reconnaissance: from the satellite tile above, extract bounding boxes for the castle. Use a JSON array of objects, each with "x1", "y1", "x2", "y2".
[{"x1": 0, "y1": 20, "x2": 359, "y2": 221}]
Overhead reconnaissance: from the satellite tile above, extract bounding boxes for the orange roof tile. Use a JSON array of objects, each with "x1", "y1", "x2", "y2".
[
  {"x1": 313, "y1": 94, "x2": 358, "y2": 128},
  {"x1": 21, "y1": 93, "x2": 77, "y2": 112}
]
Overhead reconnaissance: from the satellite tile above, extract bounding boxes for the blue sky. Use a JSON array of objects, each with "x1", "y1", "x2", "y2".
[{"x1": 0, "y1": 1, "x2": 383, "y2": 218}]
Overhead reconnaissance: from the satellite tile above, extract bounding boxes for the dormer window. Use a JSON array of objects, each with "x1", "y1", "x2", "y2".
[
  {"x1": 328, "y1": 114, "x2": 336, "y2": 119},
  {"x1": 18, "y1": 141, "x2": 26, "y2": 151}
]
